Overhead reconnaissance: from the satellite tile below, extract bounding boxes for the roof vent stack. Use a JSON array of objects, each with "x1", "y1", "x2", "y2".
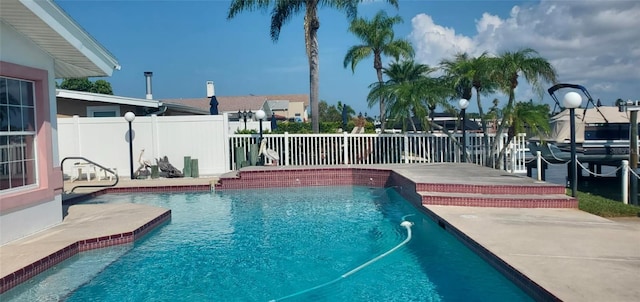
[
  {"x1": 207, "y1": 81, "x2": 215, "y2": 97},
  {"x1": 144, "y1": 71, "x2": 153, "y2": 100}
]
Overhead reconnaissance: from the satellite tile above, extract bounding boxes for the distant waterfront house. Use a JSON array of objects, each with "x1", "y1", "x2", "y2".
[
  {"x1": 56, "y1": 86, "x2": 310, "y2": 120},
  {"x1": 161, "y1": 82, "x2": 309, "y2": 121},
  {"x1": 0, "y1": 0, "x2": 120, "y2": 245}
]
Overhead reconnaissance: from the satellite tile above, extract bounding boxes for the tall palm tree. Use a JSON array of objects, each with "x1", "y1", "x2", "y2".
[
  {"x1": 440, "y1": 52, "x2": 499, "y2": 164},
  {"x1": 227, "y1": 0, "x2": 399, "y2": 133},
  {"x1": 343, "y1": 10, "x2": 414, "y2": 130},
  {"x1": 489, "y1": 48, "x2": 557, "y2": 167}
]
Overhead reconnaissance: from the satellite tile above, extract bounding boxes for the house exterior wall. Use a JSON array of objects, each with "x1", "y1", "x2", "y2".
[
  {"x1": 0, "y1": 23, "x2": 63, "y2": 245},
  {"x1": 56, "y1": 98, "x2": 140, "y2": 118},
  {"x1": 57, "y1": 114, "x2": 230, "y2": 178},
  {"x1": 288, "y1": 102, "x2": 305, "y2": 121}
]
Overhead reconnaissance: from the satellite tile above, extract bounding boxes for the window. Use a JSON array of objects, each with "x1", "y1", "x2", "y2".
[
  {"x1": 87, "y1": 105, "x2": 120, "y2": 117},
  {"x1": 0, "y1": 77, "x2": 37, "y2": 191}
]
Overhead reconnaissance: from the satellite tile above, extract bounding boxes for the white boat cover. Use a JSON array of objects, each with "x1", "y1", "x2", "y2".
[{"x1": 547, "y1": 106, "x2": 631, "y2": 143}]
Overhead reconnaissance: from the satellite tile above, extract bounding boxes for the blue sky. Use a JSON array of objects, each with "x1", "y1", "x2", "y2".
[{"x1": 57, "y1": 0, "x2": 639, "y2": 116}]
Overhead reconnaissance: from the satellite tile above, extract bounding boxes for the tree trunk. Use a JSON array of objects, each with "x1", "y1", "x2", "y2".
[
  {"x1": 475, "y1": 88, "x2": 491, "y2": 167},
  {"x1": 305, "y1": 7, "x2": 320, "y2": 133},
  {"x1": 489, "y1": 88, "x2": 516, "y2": 168},
  {"x1": 375, "y1": 54, "x2": 385, "y2": 130},
  {"x1": 309, "y1": 40, "x2": 319, "y2": 133}
]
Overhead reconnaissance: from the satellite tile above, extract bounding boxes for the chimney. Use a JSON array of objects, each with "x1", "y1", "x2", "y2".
[
  {"x1": 206, "y1": 81, "x2": 215, "y2": 97},
  {"x1": 144, "y1": 71, "x2": 153, "y2": 99}
]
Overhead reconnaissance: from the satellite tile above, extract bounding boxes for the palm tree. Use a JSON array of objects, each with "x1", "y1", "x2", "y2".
[
  {"x1": 367, "y1": 60, "x2": 452, "y2": 132},
  {"x1": 343, "y1": 10, "x2": 414, "y2": 130},
  {"x1": 498, "y1": 100, "x2": 551, "y2": 162},
  {"x1": 489, "y1": 48, "x2": 557, "y2": 167},
  {"x1": 227, "y1": 0, "x2": 399, "y2": 133},
  {"x1": 440, "y1": 52, "x2": 498, "y2": 162}
]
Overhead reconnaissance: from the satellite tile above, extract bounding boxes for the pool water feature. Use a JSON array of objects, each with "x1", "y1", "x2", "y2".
[{"x1": 3, "y1": 187, "x2": 533, "y2": 301}]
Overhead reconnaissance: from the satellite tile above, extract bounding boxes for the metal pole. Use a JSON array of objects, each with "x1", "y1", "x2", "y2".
[
  {"x1": 461, "y1": 108, "x2": 467, "y2": 163},
  {"x1": 630, "y1": 111, "x2": 638, "y2": 205},
  {"x1": 570, "y1": 108, "x2": 577, "y2": 197},
  {"x1": 128, "y1": 121, "x2": 134, "y2": 180},
  {"x1": 622, "y1": 160, "x2": 629, "y2": 204},
  {"x1": 258, "y1": 119, "x2": 264, "y2": 165}
]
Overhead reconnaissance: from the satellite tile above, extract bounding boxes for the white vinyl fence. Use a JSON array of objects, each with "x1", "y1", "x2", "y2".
[
  {"x1": 57, "y1": 115, "x2": 229, "y2": 178},
  {"x1": 229, "y1": 132, "x2": 528, "y2": 172},
  {"x1": 57, "y1": 115, "x2": 528, "y2": 179}
]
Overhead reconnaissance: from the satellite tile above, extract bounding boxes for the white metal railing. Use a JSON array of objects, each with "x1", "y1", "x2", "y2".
[{"x1": 229, "y1": 132, "x2": 528, "y2": 172}]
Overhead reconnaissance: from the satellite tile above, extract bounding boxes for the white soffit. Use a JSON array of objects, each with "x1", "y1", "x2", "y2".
[
  {"x1": 57, "y1": 89, "x2": 161, "y2": 108},
  {"x1": 0, "y1": 0, "x2": 120, "y2": 78}
]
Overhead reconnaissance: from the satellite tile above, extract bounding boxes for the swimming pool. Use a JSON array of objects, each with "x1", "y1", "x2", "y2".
[{"x1": 4, "y1": 186, "x2": 532, "y2": 301}]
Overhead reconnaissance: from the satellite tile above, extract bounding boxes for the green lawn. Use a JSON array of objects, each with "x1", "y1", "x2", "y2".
[{"x1": 575, "y1": 190, "x2": 640, "y2": 217}]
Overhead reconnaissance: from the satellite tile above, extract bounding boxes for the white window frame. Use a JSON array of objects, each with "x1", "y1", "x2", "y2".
[
  {"x1": 87, "y1": 105, "x2": 120, "y2": 117},
  {"x1": 0, "y1": 76, "x2": 38, "y2": 192}
]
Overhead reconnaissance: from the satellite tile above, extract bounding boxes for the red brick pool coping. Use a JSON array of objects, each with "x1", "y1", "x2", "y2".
[{"x1": 2, "y1": 165, "x2": 572, "y2": 298}]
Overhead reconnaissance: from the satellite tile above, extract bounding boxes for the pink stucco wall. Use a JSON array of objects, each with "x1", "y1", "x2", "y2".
[{"x1": 0, "y1": 61, "x2": 63, "y2": 213}]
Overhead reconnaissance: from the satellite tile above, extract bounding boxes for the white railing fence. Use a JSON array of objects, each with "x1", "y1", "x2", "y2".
[
  {"x1": 230, "y1": 132, "x2": 528, "y2": 173},
  {"x1": 57, "y1": 115, "x2": 528, "y2": 177}
]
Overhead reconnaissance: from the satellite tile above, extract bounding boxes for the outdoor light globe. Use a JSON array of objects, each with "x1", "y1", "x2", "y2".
[
  {"x1": 563, "y1": 92, "x2": 582, "y2": 109},
  {"x1": 124, "y1": 111, "x2": 136, "y2": 122},
  {"x1": 459, "y1": 98, "x2": 469, "y2": 110},
  {"x1": 255, "y1": 109, "x2": 266, "y2": 120}
]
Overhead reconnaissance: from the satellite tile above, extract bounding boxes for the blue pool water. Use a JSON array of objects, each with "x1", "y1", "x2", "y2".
[{"x1": 4, "y1": 187, "x2": 532, "y2": 301}]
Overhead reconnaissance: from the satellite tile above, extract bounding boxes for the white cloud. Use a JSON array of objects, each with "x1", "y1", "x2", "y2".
[
  {"x1": 409, "y1": 14, "x2": 475, "y2": 67},
  {"x1": 410, "y1": 0, "x2": 640, "y2": 105}
]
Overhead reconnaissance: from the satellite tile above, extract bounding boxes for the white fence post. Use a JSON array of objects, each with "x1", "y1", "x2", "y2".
[
  {"x1": 151, "y1": 114, "x2": 160, "y2": 160},
  {"x1": 73, "y1": 115, "x2": 82, "y2": 156},
  {"x1": 284, "y1": 132, "x2": 290, "y2": 166},
  {"x1": 510, "y1": 145, "x2": 516, "y2": 173},
  {"x1": 622, "y1": 160, "x2": 629, "y2": 204},
  {"x1": 403, "y1": 134, "x2": 409, "y2": 164},
  {"x1": 536, "y1": 151, "x2": 542, "y2": 181},
  {"x1": 343, "y1": 131, "x2": 349, "y2": 165}
]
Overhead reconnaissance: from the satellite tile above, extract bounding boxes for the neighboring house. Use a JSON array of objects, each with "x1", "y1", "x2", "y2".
[
  {"x1": 162, "y1": 82, "x2": 309, "y2": 121},
  {"x1": 56, "y1": 89, "x2": 163, "y2": 117},
  {"x1": 56, "y1": 81, "x2": 309, "y2": 120},
  {"x1": 0, "y1": 0, "x2": 119, "y2": 245}
]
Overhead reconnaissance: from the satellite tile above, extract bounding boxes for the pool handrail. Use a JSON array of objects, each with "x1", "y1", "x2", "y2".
[{"x1": 61, "y1": 156, "x2": 119, "y2": 193}]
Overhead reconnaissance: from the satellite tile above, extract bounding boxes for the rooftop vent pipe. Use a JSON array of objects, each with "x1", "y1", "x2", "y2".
[
  {"x1": 144, "y1": 71, "x2": 153, "y2": 100},
  {"x1": 207, "y1": 81, "x2": 215, "y2": 97}
]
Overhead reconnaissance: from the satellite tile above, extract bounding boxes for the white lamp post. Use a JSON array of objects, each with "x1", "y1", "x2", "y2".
[
  {"x1": 255, "y1": 110, "x2": 266, "y2": 165},
  {"x1": 563, "y1": 91, "x2": 582, "y2": 197},
  {"x1": 124, "y1": 111, "x2": 136, "y2": 180},
  {"x1": 458, "y1": 98, "x2": 469, "y2": 163}
]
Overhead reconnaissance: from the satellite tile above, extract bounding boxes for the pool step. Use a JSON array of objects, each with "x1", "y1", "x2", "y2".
[
  {"x1": 415, "y1": 183, "x2": 566, "y2": 195},
  {"x1": 418, "y1": 191, "x2": 576, "y2": 208}
]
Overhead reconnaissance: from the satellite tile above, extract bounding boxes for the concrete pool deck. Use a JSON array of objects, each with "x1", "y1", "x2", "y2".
[{"x1": 1, "y1": 164, "x2": 639, "y2": 301}]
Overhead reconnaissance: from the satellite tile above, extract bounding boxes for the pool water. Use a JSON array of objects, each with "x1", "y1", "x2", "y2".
[{"x1": 4, "y1": 187, "x2": 532, "y2": 301}]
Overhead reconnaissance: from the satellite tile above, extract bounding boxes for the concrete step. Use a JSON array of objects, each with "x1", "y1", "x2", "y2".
[
  {"x1": 416, "y1": 183, "x2": 566, "y2": 195},
  {"x1": 419, "y1": 191, "x2": 576, "y2": 208}
]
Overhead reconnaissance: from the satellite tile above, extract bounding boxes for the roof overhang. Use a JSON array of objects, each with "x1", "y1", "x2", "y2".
[
  {"x1": 56, "y1": 89, "x2": 161, "y2": 108},
  {"x1": 163, "y1": 102, "x2": 209, "y2": 114},
  {"x1": 0, "y1": 0, "x2": 120, "y2": 78}
]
